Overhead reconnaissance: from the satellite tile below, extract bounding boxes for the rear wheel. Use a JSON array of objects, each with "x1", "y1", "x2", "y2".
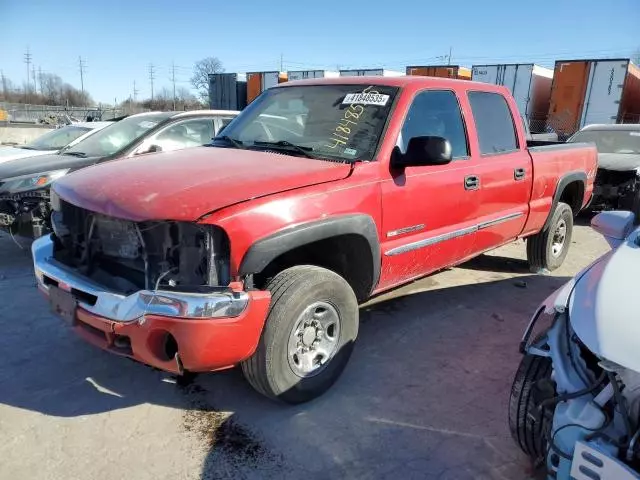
[
  {"x1": 508, "y1": 354, "x2": 553, "y2": 459},
  {"x1": 527, "y1": 202, "x2": 573, "y2": 271},
  {"x1": 241, "y1": 265, "x2": 359, "y2": 404}
]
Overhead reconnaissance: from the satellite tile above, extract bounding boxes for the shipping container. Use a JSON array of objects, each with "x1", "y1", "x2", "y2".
[
  {"x1": 548, "y1": 58, "x2": 640, "y2": 135},
  {"x1": 208, "y1": 73, "x2": 247, "y2": 111},
  {"x1": 406, "y1": 65, "x2": 472, "y2": 80},
  {"x1": 287, "y1": 70, "x2": 340, "y2": 81},
  {"x1": 339, "y1": 69, "x2": 404, "y2": 77},
  {"x1": 471, "y1": 64, "x2": 553, "y2": 124},
  {"x1": 246, "y1": 71, "x2": 288, "y2": 104}
]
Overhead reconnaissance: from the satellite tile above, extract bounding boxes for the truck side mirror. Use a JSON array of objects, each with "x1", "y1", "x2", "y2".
[
  {"x1": 394, "y1": 136, "x2": 452, "y2": 168},
  {"x1": 591, "y1": 210, "x2": 635, "y2": 248}
]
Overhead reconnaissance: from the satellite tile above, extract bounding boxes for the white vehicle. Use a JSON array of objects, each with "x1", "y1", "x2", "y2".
[
  {"x1": 0, "y1": 121, "x2": 113, "y2": 165},
  {"x1": 510, "y1": 210, "x2": 640, "y2": 479}
]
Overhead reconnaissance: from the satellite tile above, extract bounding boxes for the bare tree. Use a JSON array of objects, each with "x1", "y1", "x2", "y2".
[
  {"x1": 190, "y1": 57, "x2": 224, "y2": 102},
  {"x1": 0, "y1": 72, "x2": 92, "y2": 106}
]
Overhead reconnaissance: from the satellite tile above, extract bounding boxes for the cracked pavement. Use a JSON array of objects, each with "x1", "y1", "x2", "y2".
[{"x1": 0, "y1": 220, "x2": 609, "y2": 479}]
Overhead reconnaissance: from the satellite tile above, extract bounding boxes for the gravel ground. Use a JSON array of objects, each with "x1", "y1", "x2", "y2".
[{"x1": 0, "y1": 220, "x2": 609, "y2": 480}]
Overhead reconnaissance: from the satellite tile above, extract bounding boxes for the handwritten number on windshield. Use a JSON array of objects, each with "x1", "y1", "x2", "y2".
[{"x1": 325, "y1": 86, "x2": 378, "y2": 150}]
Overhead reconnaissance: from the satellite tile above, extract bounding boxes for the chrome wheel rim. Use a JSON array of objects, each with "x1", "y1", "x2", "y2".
[
  {"x1": 551, "y1": 219, "x2": 567, "y2": 257},
  {"x1": 287, "y1": 301, "x2": 341, "y2": 378}
]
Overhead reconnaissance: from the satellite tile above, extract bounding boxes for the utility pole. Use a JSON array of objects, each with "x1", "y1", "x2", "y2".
[
  {"x1": 24, "y1": 47, "x2": 32, "y2": 101},
  {"x1": 133, "y1": 80, "x2": 139, "y2": 103},
  {"x1": 148, "y1": 63, "x2": 155, "y2": 101},
  {"x1": 171, "y1": 62, "x2": 176, "y2": 110},
  {"x1": 78, "y1": 56, "x2": 86, "y2": 93},
  {"x1": 1, "y1": 70, "x2": 7, "y2": 99},
  {"x1": 280, "y1": 53, "x2": 283, "y2": 72},
  {"x1": 447, "y1": 46, "x2": 453, "y2": 65},
  {"x1": 31, "y1": 66, "x2": 37, "y2": 98},
  {"x1": 38, "y1": 66, "x2": 43, "y2": 95}
]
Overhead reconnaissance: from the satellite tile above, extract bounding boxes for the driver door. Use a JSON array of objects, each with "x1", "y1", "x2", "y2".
[{"x1": 378, "y1": 89, "x2": 480, "y2": 290}]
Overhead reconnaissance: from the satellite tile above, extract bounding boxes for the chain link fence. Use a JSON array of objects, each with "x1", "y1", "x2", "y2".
[
  {"x1": 621, "y1": 113, "x2": 640, "y2": 124},
  {"x1": 528, "y1": 112, "x2": 577, "y2": 141},
  {"x1": 0, "y1": 102, "x2": 129, "y2": 126},
  {"x1": 528, "y1": 109, "x2": 640, "y2": 141}
]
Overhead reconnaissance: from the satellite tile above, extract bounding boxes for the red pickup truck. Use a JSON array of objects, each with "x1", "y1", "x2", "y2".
[{"x1": 33, "y1": 76, "x2": 597, "y2": 403}]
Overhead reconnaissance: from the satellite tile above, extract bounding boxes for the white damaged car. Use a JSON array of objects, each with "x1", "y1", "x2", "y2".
[
  {"x1": 0, "y1": 121, "x2": 113, "y2": 165},
  {"x1": 510, "y1": 210, "x2": 640, "y2": 479}
]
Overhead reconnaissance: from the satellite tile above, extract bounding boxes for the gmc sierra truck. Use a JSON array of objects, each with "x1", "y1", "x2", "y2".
[{"x1": 33, "y1": 76, "x2": 597, "y2": 403}]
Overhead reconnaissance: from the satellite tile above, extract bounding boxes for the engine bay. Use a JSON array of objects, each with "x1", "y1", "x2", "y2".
[{"x1": 52, "y1": 200, "x2": 230, "y2": 294}]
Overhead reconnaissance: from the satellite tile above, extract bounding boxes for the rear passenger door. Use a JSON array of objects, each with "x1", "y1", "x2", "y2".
[
  {"x1": 379, "y1": 89, "x2": 480, "y2": 289},
  {"x1": 466, "y1": 91, "x2": 532, "y2": 255}
]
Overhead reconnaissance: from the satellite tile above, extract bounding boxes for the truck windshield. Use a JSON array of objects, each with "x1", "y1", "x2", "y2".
[
  {"x1": 570, "y1": 129, "x2": 640, "y2": 154},
  {"x1": 63, "y1": 113, "x2": 172, "y2": 158},
  {"x1": 21, "y1": 125, "x2": 91, "y2": 151},
  {"x1": 214, "y1": 84, "x2": 399, "y2": 162}
]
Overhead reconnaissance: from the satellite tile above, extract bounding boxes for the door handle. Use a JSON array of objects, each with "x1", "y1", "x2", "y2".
[
  {"x1": 464, "y1": 175, "x2": 480, "y2": 190},
  {"x1": 514, "y1": 168, "x2": 526, "y2": 181}
]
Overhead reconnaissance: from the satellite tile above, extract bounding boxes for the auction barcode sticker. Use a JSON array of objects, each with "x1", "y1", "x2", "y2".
[{"x1": 342, "y1": 92, "x2": 390, "y2": 106}]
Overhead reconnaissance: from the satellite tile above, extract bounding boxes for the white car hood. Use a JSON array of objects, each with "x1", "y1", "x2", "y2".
[
  {"x1": 0, "y1": 147, "x2": 52, "y2": 164},
  {"x1": 569, "y1": 228, "x2": 640, "y2": 370}
]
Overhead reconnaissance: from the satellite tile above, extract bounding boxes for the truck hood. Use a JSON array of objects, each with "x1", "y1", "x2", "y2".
[
  {"x1": 597, "y1": 153, "x2": 640, "y2": 172},
  {"x1": 0, "y1": 152, "x2": 101, "y2": 179},
  {"x1": 0, "y1": 147, "x2": 53, "y2": 164},
  {"x1": 53, "y1": 146, "x2": 352, "y2": 221},
  {"x1": 569, "y1": 227, "x2": 640, "y2": 371}
]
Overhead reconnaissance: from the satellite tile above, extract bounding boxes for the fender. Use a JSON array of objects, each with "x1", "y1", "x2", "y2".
[
  {"x1": 239, "y1": 214, "x2": 381, "y2": 286},
  {"x1": 542, "y1": 171, "x2": 587, "y2": 232}
]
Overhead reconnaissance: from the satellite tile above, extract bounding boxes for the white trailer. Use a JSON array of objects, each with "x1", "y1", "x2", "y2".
[
  {"x1": 339, "y1": 69, "x2": 404, "y2": 77},
  {"x1": 471, "y1": 64, "x2": 553, "y2": 122},
  {"x1": 287, "y1": 70, "x2": 340, "y2": 81}
]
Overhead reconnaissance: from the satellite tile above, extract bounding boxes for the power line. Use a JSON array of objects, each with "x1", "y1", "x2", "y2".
[
  {"x1": 78, "y1": 56, "x2": 86, "y2": 93},
  {"x1": 148, "y1": 63, "x2": 155, "y2": 101}
]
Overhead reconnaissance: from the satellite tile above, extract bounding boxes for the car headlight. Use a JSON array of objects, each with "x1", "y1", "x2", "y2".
[
  {"x1": 0, "y1": 169, "x2": 69, "y2": 194},
  {"x1": 519, "y1": 281, "x2": 574, "y2": 354}
]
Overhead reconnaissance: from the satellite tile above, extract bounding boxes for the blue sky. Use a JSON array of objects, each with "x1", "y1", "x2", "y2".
[{"x1": 1, "y1": 0, "x2": 639, "y2": 104}]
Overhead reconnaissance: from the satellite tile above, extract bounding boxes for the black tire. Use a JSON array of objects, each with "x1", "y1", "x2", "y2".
[
  {"x1": 527, "y1": 202, "x2": 573, "y2": 271},
  {"x1": 508, "y1": 354, "x2": 553, "y2": 459},
  {"x1": 241, "y1": 265, "x2": 359, "y2": 404},
  {"x1": 629, "y1": 189, "x2": 640, "y2": 225}
]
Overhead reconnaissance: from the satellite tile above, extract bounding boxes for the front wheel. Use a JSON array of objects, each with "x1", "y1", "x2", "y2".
[
  {"x1": 527, "y1": 202, "x2": 573, "y2": 271},
  {"x1": 508, "y1": 354, "x2": 553, "y2": 459},
  {"x1": 241, "y1": 265, "x2": 359, "y2": 404}
]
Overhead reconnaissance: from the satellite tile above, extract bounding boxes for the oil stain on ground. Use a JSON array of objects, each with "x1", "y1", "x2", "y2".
[{"x1": 177, "y1": 378, "x2": 286, "y2": 479}]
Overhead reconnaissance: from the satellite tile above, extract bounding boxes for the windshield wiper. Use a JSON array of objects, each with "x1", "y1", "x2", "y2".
[
  {"x1": 62, "y1": 151, "x2": 87, "y2": 157},
  {"x1": 212, "y1": 135, "x2": 245, "y2": 149},
  {"x1": 252, "y1": 140, "x2": 316, "y2": 159}
]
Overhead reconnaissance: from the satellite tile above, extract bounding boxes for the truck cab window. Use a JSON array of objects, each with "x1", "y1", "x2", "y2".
[
  {"x1": 399, "y1": 90, "x2": 469, "y2": 159},
  {"x1": 468, "y1": 91, "x2": 518, "y2": 154}
]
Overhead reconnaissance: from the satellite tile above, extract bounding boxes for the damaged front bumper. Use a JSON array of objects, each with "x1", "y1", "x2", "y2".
[
  {"x1": 33, "y1": 235, "x2": 271, "y2": 373},
  {"x1": 591, "y1": 168, "x2": 640, "y2": 211},
  {"x1": 0, "y1": 189, "x2": 50, "y2": 238}
]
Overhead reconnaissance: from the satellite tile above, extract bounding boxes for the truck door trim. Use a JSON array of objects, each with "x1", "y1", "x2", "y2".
[{"x1": 384, "y1": 212, "x2": 524, "y2": 256}]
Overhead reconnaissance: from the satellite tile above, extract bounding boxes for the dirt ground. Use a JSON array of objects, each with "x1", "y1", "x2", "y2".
[{"x1": 0, "y1": 220, "x2": 610, "y2": 480}]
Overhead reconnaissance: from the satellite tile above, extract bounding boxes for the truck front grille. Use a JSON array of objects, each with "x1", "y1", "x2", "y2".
[{"x1": 52, "y1": 200, "x2": 230, "y2": 294}]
